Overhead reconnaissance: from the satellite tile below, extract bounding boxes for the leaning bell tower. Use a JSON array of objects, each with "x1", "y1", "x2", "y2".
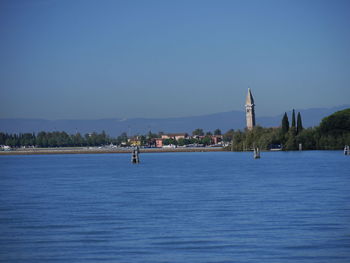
[{"x1": 245, "y1": 88, "x2": 255, "y2": 130}]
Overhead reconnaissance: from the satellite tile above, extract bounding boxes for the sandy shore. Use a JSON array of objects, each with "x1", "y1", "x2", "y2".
[{"x1": 0, "y1": 147, "x2": 224, "y2": 155}]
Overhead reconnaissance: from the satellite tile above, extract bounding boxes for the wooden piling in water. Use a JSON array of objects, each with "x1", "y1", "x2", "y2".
[
  {"x1": 254, "y1": 147, "x2": 260, "y2": 159},
  {"x1": 345, "y1": 145, "x2": 350, "y2": 156},
  {"x1": 131, "y1": 147, "x2": 140, "y2": 163}
]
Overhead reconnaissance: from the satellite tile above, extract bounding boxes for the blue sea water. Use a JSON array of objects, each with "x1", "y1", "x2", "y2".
[{"x1": 0, "y1": 151, "x2": 349, "y2": 263}]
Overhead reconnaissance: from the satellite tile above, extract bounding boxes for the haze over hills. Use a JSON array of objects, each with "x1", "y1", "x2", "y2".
[{"x1": 0, "y1": 105, "x2": 349, "y2": 136}]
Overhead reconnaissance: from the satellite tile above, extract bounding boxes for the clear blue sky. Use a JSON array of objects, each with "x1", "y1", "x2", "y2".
[{"x1": 1, "y1": 0, "x2": 349, "y2": 119}]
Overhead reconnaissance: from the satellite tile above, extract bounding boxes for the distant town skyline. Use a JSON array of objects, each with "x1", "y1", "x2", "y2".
[{"x1": 1, "y1": 0, "x2": 349, "y2": 120}]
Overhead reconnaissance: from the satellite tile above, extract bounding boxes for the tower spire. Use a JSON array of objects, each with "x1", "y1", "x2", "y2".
[
  {"x1": 245, "y1": 88, "x2": 256, "y2": 130},
  {"x1": 246, "y1": 88, "x2": 254, "y2": 105}
]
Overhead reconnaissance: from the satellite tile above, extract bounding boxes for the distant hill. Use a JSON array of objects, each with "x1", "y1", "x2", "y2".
[{"x1": 1, "y1": 105, "x2": 349, "y2": 136}]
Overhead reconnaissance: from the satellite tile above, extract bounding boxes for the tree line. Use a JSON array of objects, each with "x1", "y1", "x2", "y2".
[
  {"x1": 0, "y1": 128, "x2": 231, "y2": 148},
  {"x1": 229, "y1": 109, "x2": 350, "y2": 151},
  {"x1": 0, "y1": 131, "x2": 113, "y2": 148}
]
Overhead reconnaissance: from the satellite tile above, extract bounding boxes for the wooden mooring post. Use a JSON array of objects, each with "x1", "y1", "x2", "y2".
[
  {"x1": 131, "y1": 147, "x2": 140, "y2": 164},
  {"x1": 344, "y1": 145, "x2": 350, "y2": 156},
  {"x1": 254, "y1": 147, "x2": 260, "y2": 159}
]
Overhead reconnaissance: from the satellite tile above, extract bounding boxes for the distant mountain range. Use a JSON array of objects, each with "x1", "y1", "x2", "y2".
[{"x1": 0, "y1": 105, "x2": 349, "y2": 136}]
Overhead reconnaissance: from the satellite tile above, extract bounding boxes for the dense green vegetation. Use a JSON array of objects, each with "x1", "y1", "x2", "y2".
[
  {"x1": 228, "y1": 109, "x2": 350, "y2": 151},
  {"x1": 0, "y1": 131, "x2": 115, "y2": 148}
]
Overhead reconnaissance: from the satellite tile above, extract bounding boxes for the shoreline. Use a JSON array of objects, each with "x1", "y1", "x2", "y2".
[
  {"x1": 0, "y1": 147, "x2": 224, "y2": 156},
  {"x1": 0, "y1": 148, "x2": 342, "y2": 156}
]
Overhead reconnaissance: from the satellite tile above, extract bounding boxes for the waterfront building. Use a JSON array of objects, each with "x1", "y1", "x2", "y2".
[
  {"x1": 128, "y1": 137, "x2": 141, "y2": 146},
  {"x1": 155, "y1": 138, "x2": 163, "y2": 148},
  {"x1": 161, "y1": 133, "x2": 189, "y2": 140},
  {"x1": 245, "y1": 88, "x2": 256, "y2": 130},
  {"x1": 211, "y1": 135, "x2": 223, "y2": 145},
  {"x1": 155, "y1": 134, "x2": 222, "y2": 148}
]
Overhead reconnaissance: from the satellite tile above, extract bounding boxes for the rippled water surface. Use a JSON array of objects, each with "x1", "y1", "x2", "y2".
[{"x1": 1, "y1": 151, "x2": 350, "y2": 262}]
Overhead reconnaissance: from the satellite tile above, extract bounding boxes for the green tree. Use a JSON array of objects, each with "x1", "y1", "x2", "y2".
[
  {"x1": 319, "y1": 108, "x2": 350, "y2": 135},
  {"x1": 296, "y1": 128, "x2": 316, "y2": 150},
  {"x1": 47, "y1": 133, "x2": 58, "y2": 147},
  {"x1": 223, "y1": 129, "x2": 234, "y2": 142},
  {"x1": 317, "y1": 108, "x2": 350, "y2": 149},
  {"x1": 281, "y1": 112, "x2": 289, "y2": 134},
  {"x1": 231, "y1": 130, "x2": 245, "y2": 151},
  {"x1": 214, "y1": 129, "x2": 222, "y2": 135},
  {"x1": 285, "y1": 130, "x2": 297, "y2": 150},
  {"x1": 291, "y1": 109, "x2": 296, "y2": 128},
  {"x1": 37, "y1": 132, "x2": 48, "y2": 147},
  {"x1": 297, "y1": 112, "x2": 303, "y2": 134},
  {"x1": 116, "y1": 132, "x2": 128, "y2": 145},
  {"x1": 147, "y1": 131, "x2": 158, "y2": 139},
  {"x1": 139, "y1": 135, "x2": 147, "y2": 146},
  {"x1": 0, "y1": 132, "x2": 6, "y2": 145},
  {"x1": 5, "y1": 137, "x2": 15, "y2": 147},
  {"x1": 177, "y1": 138, "x2": 186, "y2": 146},
  {"x1": 163, "y1": 138, "x2": 177, "y2": 145},
  {"x1": 257, "y1": 132, "x2": 274, "y2": 150},
  {"x1": 192, "y1": 128, "x2": 204, "y2": 136},
  {"x1": 20, "y1": 133, "x2": 36, "y2": 146},
  {"x1": 286, "y1": 111, "x2": 297, "y2": 150},
  {"x1": 201, "y1": 136, "x2": 212, "y2": 146},
  {"x1": 72, "y1": 133, "x2": 84, "y2": 146}
]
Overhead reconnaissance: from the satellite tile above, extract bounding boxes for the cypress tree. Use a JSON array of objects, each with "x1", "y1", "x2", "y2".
[
  {"x1": 282, "y1": 112, "x2": 289, "y2": 134},
  {"x1": 291, "y1": 109, "x2": 296, "y2": 128},
  {"x1": 297, "y1": 112, "x2": 303, "y2": 134}
]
